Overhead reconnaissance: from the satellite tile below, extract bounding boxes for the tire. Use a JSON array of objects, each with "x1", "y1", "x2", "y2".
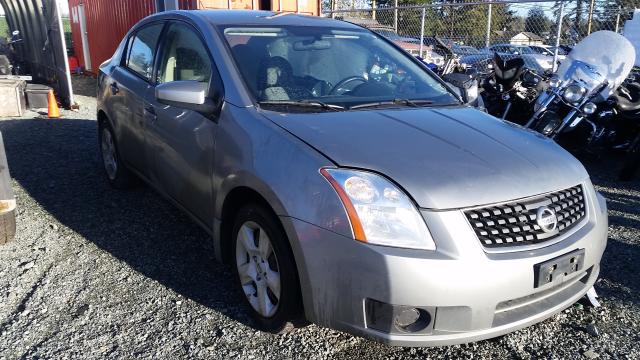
[
  {"x1": 98, "y1": 121, "x2": 136, "y2": 189},
  {"x1": 0, "y1": 209, "x2": 16, "y2": 245},
  {"x1": 231, "y1": 204, "x2": 303, "y2": 333}
]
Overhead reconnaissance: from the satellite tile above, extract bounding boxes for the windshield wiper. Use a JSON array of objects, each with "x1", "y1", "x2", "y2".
[
  {"x1": 258, "y1": 100, "x2": 345, "y2": 111},
  {"x1": 349, "y1": 98, "x2": 434, "y2": 110}
]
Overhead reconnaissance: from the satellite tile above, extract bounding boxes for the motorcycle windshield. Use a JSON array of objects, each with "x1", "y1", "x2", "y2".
[{"x1": 557, "y1": 31, "x2": 636, "y2": 97}]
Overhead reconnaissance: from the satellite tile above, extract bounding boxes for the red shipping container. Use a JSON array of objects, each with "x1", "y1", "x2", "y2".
[{"x1": 67, "y1": 0, "x2": 320, "y2": 73}]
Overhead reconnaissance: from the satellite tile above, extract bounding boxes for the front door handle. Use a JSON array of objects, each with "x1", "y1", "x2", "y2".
[
  {"x1": 110, "y1": 82, "x2": 119, "y2": 95},
  {"x1": 143, "y1": 105, "x2": 157, "y2": 124}
]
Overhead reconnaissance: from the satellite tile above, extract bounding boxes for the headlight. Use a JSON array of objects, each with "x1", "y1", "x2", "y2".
[
  {"x1": 321, "y1": 168, "x2": 435, "y2": 250},
  {"x1": 548, "y1": 76, "x2": 561, "y2": 88},
  {"x1": 582, "y1": 102, "x2": 597, "y2": 114},
  {"x1": 563, "y1": 84, "x2": 587, "y2": 103}
]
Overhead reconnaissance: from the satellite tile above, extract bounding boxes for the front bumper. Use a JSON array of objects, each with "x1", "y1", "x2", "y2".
[{"x1": 283, "y1": 186, "x2": 608, "y2": 346}]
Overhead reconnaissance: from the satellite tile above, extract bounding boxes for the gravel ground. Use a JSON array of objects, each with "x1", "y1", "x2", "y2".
[{"x1": 0, "y1": 76, "x2": 639, "y2": 359}]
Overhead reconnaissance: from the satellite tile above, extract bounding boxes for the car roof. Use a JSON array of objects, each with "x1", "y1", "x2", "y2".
[
  {"x1": 492, "y1": 43, "x2": 529, "y2": 47},
  {"x1": 166, "y1": 9, "x2": 361, "y2": 29}
]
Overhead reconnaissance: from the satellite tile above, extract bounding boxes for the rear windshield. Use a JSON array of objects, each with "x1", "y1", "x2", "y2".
[{"x1": 220, "y1": 25, "x2": 458, "y2": 110}]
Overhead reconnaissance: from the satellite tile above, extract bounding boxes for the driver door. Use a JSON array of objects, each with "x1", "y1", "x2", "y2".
[{"x1": 145, "y1": 21, "x2": 218, "y2": 225}]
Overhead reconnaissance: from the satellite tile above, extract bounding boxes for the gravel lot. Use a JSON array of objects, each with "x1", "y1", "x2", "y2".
[{"x1": 0, "y1": 76, "x2": 639, "y2": 359}]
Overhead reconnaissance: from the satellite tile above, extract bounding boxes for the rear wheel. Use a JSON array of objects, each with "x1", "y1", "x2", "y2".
[
  {"x1": 231, "y1": 204, "x2": 303, "y2": 332},
  {"x1": 99, "y1": 121, "x2": 136, "y2": 189}
]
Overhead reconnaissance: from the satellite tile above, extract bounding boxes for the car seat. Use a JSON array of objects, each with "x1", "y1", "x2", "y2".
[{"x1": 257, "y1": 56, "x2": 311, "y2": 101}]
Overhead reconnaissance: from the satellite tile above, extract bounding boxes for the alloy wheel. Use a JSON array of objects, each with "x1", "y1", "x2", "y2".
[
  {"x1": 235, "y1": 221, "x2": 281, "y2": 318},
  {"x1": 101, "y1": 128, "x2": 118, "y2": 180}
]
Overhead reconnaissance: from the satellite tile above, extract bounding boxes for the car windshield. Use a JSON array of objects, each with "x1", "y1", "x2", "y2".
[
  {"x1": 513, "y1": 46, "x2": 535, "y2": 55},
  {"x1": 455, "y1": 45, "x2": 479, "y2": 55},
  {"x1": 221, "y1": 25, "x2": 458, "y2": 110}
]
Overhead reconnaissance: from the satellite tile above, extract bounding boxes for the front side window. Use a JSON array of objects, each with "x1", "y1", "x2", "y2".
[
  {"x1": 221, "y1": 26, "x2": 458, "y2": 111},
  {"x1": 126, "y1": 23, "x2": 164, "y2": 81},
  {"x1": 157, "y1": 23, "x2": 212, "y2": 85}
]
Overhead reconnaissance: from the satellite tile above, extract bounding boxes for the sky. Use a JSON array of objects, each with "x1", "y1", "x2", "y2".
[{"x1": 0, "y1": 1, "x2": 70, "y2": 16}]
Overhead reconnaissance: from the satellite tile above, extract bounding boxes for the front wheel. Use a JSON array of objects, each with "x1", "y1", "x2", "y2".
[{"x1": 231, "y1": 204, "x2": 303, "y2": 332}]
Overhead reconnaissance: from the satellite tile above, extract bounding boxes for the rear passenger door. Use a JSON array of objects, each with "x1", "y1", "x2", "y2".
[
  {"x1": 109, "y1": 22, "x2": 165, "y2": 178},
  {"x1": 145, "y1": 21, "x2": 218, "y2": 224}
]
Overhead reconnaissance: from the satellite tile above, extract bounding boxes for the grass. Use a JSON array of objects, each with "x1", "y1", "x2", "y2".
[{"x1": 0, "y1": 16, "x2": 8, "y2": 38}]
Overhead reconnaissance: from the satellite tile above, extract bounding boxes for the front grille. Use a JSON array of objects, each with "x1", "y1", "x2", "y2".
[{"x1": 464, "y1": 185, "x2": 586, "y2": 248}]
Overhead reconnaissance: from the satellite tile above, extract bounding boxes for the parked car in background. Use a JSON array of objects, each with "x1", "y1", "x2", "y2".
[
  {"x1": 452, "y1": 44, "x2": 481, "y2": 56},
  {"x1": 529, "y1": 44, "x2": 566, "y2": 62},
  {"x1": 368, "y1": 26, "x2": 422, "y2": 57},
  {"x1": 488, "y1": 44, "x2": 554, "y2": 72},
  {"x1": 98, "y1": 10, "x2": 608, "y2": 347}
]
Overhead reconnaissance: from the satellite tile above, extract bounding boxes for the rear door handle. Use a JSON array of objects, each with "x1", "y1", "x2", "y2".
[{"x1": 110, "y1": 82, "x2": 119, "y2": 95}]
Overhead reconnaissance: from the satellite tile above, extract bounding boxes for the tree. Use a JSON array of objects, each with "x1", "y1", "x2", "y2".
[{"x1": 525, "y1": 6, "x2": 552, "y2": 36}]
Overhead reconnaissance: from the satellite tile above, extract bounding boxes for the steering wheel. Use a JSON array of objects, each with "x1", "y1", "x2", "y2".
[{"x1": 329, "y1": 76, "x2": 367, "y2": 95}]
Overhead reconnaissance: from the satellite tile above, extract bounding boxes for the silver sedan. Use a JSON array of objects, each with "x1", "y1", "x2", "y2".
[{"x1": 97, "y1": 10, "x2": 608, "y2": 346}]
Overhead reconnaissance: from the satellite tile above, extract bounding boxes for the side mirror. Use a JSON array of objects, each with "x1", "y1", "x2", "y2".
[
  {"x1": 443, "y1": 72, "x2": 479, "y2": 105},
  {"x1": 156, "y1": 80, "x2": 221, "y2": 116}
]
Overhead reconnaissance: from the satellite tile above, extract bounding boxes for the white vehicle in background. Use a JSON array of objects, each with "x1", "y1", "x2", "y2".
[
  {"x1": 624, "y1": 9, "x2": 640, "y2": 66},
  {"x1": 529, "y1": 44, "x2": 566, "y2": 62},
  {"x1": 488, "y1": 44, "x2": 554, "y2": 72}
]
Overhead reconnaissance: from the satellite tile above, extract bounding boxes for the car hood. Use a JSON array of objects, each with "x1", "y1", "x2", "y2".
[{"x1": 263, "y1": 106, "x2": 589, "y2": 210}]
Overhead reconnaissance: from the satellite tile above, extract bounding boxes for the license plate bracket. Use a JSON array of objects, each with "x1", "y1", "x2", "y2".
[{"x1": 534, "y1": 249, "x2": 585, "y2": 288}]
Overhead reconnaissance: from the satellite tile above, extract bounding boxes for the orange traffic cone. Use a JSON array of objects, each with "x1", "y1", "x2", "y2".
[{"x1": 47, "y1": 89, "x2": 60, "y2": 118}]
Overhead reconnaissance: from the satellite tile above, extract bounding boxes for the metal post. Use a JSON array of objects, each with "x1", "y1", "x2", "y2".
[
  {"x1": 485, "y1": 2, "x2": 492, "y2": 48},
  {"x1": 587, "y1": 0, "x2": 595, "y2": 34},
  {"x1": 420, "y1": 7, "x2": 426, "y2": 58},
  {"x1": 552, "y1": 1, "x2": 564, "y2": 72},
  {"x1": 372, "y1": 0, "x2": 376, "y2": 20},
  {"x1": 394, "y1": 0, "x2": 398, "y2": 32},
  {"x1": 615, "y1": 7, "x2": 621, "y2": 33}
]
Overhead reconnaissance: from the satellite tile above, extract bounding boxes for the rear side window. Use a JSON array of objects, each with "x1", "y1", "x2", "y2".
[{"x1": 126, "y1": 23, "x2": 164, "y2": 81}]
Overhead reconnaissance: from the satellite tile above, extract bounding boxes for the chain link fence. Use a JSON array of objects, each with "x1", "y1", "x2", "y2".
[{"x1": 322, "y1": 1, "x2": 638, "y2": 71}]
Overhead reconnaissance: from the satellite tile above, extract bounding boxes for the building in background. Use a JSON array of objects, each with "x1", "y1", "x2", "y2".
[
  {"x1": 68, "y1": 0, "x2": 320, "y2": 73},
  {"x1": 510, "y1": 32, "x2": 545, "y2": 46}
]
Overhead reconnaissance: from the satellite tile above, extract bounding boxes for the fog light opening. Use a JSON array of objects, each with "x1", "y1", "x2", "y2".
[
  {"x1": 365, "y1": 299, "x2": 433, "y2": 334},
  {"x1": 394, "y1": 307, "x2": 431, "y2": 333}
]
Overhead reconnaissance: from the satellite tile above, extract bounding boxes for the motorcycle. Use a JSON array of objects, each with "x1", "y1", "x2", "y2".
[
  {"x1": 0, "y1": 31, "x2": 24, "y2": 76},
  {"x1": 480, "y1": 52, "x2": 545, "y2": 124},
  {"x1": 614, "y1": 77, "x2": 640, "y2": 180},
  {"x1": 525, "y1": 31, "x2": 636, "y2": 139}
]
